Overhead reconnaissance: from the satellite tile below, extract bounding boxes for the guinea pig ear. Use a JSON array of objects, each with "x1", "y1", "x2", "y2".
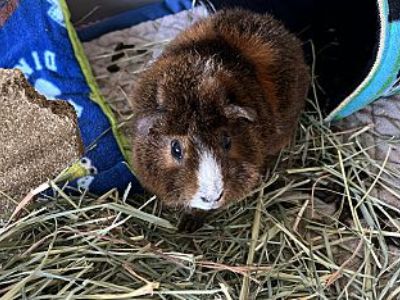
[
  {"x1": 224, "y1": 105, "x2": 257, "y2": 122},
  {"x1": 134, "y1": 114, "x2": 160, "y2": 136}
]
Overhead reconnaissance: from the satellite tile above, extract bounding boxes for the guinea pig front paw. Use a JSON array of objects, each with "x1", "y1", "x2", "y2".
[{"x1": 178, "y1": 213, "x2": 205, "y2": 233}]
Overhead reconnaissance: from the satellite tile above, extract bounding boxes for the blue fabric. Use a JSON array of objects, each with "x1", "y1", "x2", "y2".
[
  {"x1": 78, "y1": 0, "x2": 193, "y2": 42},
  {"x1": 326, "y1": 1, "x2": 400, "y2": 121},
  {"x1": 333, "y1": 19, "x2": 400, "y2": 120},
  {"x1": 0, "y1": 0, "x2": 143, "y2": 195}
]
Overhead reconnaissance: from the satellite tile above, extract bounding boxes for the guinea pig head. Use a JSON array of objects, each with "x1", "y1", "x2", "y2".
[{"x1": 131, "y1": 57, "x2": 265, "y2": 211}]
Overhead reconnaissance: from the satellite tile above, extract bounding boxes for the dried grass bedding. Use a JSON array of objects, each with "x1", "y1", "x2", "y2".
[
  {"x1": 2, "y1": 6, "x2": 400, "y2": 300},
  {"x1": 2, "y1": 95, "x2": 400, "y2": 299}
]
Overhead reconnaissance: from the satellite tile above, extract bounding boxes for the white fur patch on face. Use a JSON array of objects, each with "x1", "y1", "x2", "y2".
[{"x1": 189, "y1": 149, "x2": 224, "y2": 210}]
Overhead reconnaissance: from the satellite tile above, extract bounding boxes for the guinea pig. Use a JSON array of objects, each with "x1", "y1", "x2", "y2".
[{"x1": 130, "y1": 9, "x2": 310, "y2": 222}]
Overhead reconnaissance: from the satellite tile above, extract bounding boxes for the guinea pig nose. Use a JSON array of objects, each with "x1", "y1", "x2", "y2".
[
  {"x1": 215, "y1": 192, "x2": 224, "y2": 202},
  {"x1": 200, "y1": 192, "x2": 224, "y2": 204},
  {"x1": 200, "y1": 196, "x2": 211, "y2": 203}
]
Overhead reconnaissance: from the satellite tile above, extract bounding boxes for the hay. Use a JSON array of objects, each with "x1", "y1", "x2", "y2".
[{"x1": 1, "y1": 93, "x2": 400, "y2": 298}]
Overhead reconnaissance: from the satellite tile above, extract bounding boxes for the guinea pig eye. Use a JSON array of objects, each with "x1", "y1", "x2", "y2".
[
  {"x1": 226, "y1": 91, "x2": 236, "y2": 104},
  {"x1": 171, "y1": 139, "x2": 183, "y2": 160},
  {"x1": 222, "y1": 134, "x2": 231, "y2": 151}
]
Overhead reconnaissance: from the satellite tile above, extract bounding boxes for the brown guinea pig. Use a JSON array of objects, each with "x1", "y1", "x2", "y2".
[{"x1": 130, "y1": 9, "x2": 310, "y2": 212}]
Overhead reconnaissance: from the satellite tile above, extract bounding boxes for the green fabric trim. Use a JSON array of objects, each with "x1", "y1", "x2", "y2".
[{"x1": 59, "y1": 0, "x2": 132, "y2": 168}]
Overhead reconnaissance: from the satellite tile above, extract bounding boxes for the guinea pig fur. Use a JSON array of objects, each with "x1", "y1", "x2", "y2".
[{"x1": 130, "y1": 9, "x2": 310, "y2": 212}]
